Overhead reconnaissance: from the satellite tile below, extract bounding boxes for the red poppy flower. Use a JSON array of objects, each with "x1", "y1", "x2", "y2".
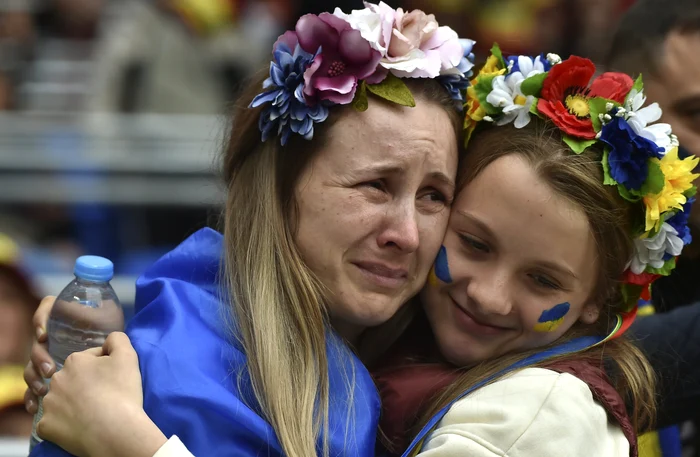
[
  {"x1": 537, "y1": 56, "x2": 633, "y2": 139},
  {"x1": 622, "y1": 270, "x2": 661, "y2": 301}
]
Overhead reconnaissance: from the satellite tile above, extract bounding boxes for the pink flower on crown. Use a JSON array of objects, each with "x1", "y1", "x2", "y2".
[
  {"x1": 335, "y1": 2, "x2": 463, "y2": 79},
  {"x1": 296, "y1": 13, "x2": 384, "y2": 105}
]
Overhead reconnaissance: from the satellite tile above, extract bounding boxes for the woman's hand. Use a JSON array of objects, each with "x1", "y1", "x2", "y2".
[
  {"x1": 36, "y1": 332, "x2": 167, "y2": 457},
  {"x1": 24, "y1": 295, "x2": 56, "y2": 413}
]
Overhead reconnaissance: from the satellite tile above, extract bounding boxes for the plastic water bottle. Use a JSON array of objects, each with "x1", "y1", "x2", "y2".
[{"x1": 29, "y1": 256, "x2": 124, "y2": 452}]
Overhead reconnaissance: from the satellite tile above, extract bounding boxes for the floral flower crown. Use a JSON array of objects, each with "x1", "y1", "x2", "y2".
[
  {"x1": 249, "y1": 2, "x2": 476, "y2": 145},
  {"x1": 465, "y1": 43, "x2": 699, "y2": 322}
]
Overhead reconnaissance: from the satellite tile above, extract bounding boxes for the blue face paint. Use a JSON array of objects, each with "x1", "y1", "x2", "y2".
[
  {"x1": 428, "y1": 245, "x2": 453, "y2": 286},
  {"x1": 533, "y1": 302, "x2": 570, "y2": 332}
]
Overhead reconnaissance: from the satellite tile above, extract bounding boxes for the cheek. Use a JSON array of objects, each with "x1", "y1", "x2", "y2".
[
  {"x1": 520, "y1": 300, "x2": 582, "y2": 349},
  {"x1": 417, "y1": 212, "x2": 450, "y2": 271},
  {"x1": 532, "y1": 302, "x2": 571, "y2": 333}
]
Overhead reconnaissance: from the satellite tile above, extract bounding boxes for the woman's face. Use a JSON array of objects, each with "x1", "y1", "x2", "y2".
[
  {"x1": 295, "y1": 98, "x2": 458, "y2": 339},
  {"x1": 422, "y1": 154, "x2": 601, "y2": 367}
]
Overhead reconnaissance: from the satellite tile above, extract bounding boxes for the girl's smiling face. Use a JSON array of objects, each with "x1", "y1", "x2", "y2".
[{"x1": 422, "y1": 154, "x2": 601, "y2": 367}]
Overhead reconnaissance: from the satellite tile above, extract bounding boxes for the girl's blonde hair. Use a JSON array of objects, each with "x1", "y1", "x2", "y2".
[
  {"x1": 221, "y1": 71, "x2": 461, "y2": 456},
  {"x1": 416, "y1": 119, "x2": 656, "y2": 438}
]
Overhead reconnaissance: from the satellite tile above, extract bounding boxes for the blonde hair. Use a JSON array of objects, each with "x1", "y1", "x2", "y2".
[
  {"x1": 414, "y1": 120, "x2": 657, "y2": 438},
  {"x1": 220, "y1": 71, "x2": 461, "y2": 456}
]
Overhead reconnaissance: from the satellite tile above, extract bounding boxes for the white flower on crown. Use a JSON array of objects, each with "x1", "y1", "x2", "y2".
[
  {"x1": 629, "y1": 222, "x2": 684, "y2": 274},
  {"x1": 623, "y1": 89, "x2": 673, "y2": 153},
  {"x1": 485, "y1": 55, "x2": 546, "y2": 129},
  {"x1": 333, "y1": 2, "x2": 465, "y2": 79},
  {"x1": 506, "y1": 55, "x2": 548, "y2": 79},
  {"x1": 333, "y1": 2, "x2": 394, "y2": 55},
  {"x1": 546, "y1": 53, "x2": 562, "y2": 65},
  {"x1": 486, "y1": 74, "x2": 536, "y2": 129}
]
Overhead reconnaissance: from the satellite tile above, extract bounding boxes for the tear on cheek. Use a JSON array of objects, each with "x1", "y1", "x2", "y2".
[
  {"x1": 533, "y1": 302, "x2": 571, "y2": 332},
  {"x1": 428, "y1": 245, "x2": 453, "y2": 286}
]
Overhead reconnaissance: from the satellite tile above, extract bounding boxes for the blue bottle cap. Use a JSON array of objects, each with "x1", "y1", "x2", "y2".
[{"x1": 74, "y1": 256, "x2": 114, "y2": 282}]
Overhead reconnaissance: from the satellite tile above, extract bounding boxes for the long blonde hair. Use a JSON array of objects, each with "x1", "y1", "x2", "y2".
[
  {"x1": 220, "y1": 71, "x2": 461, "y2": 456},
  {"x1": 415, "y1": 120, "x2": 657, "y2": 438}
]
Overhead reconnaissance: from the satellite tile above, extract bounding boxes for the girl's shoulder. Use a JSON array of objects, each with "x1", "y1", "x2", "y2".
[{"x1": 420, "y1": 367, "x2": 630, "y2": 457}]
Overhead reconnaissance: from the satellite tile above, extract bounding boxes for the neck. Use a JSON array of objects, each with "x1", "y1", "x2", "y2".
[{"x1": 330, "y1": 318, "x2": 366, "y2": 347}]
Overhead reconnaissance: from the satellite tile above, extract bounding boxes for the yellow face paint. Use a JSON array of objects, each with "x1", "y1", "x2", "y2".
[{"x1": 533, "y1": 302, "x2": 570, "y2": 332}]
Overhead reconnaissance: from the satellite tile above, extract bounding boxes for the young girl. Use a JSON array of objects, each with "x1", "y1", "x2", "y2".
[{"x1": 375, "y1": 47, "x2": 698, "y2": 456}]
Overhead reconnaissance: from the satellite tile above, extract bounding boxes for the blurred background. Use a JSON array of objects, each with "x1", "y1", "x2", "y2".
[{"x1": 0, "y1": 0, "x2": 639, "y2": 448}]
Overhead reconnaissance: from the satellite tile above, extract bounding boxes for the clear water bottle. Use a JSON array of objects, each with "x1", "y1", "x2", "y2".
[{"x1": 29, "y1": 256, "x2": 124, "y2": 452}]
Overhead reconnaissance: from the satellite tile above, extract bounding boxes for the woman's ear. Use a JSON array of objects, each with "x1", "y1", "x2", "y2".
[{"x1": 579, "y1": 302, "x2": 600, "y2": 325}]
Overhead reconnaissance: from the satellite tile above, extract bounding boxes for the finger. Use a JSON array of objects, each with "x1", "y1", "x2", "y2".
[
  {"x1": 33, "y1": 296, "x2": 56, "y2": 342},
  {"x1": 82, "y1": 346, "x2": 104, "y2": 358},
  {"x1": 59, "y1": 347, "x2": 103, "y2": 374},
  {"x1": 36, "y1": 392, "x2": 60, "y2": 443},
  {"x1": 30, "y1": 338, "x2": 54, "y2": 378},
  {"x1": 24, "y1": 388, "x2": 38, "y2": 414},
  {"x1": 24, "y1": 360, "x2": 48, "y2": 396},
  {"x1": 102, "y1": 332, "x2": 135, "y2": 359}
]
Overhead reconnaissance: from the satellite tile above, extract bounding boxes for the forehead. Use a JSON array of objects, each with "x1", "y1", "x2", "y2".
[
  {"x1": 318, "y1": 99, "x2": 458, "y2": 173},
  {"x1": 455, "y1": 155, "x2": 595, "y2": 263}
]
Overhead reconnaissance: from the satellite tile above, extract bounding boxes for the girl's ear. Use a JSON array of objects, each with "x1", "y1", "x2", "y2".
[{"x1": 579, "y1": 301, "x2": 600, "y2": 325}]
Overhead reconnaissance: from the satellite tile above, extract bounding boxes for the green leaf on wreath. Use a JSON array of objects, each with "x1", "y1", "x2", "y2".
[
  {"x1": 367, "y1": 73, "x2": 416, "y2": 107},
  {"x1": 520, "y1": 73, "x2": 547, "y2": 97},
  {"x1": 563, "y1": 135, "x2": 597, "y2": 154}
]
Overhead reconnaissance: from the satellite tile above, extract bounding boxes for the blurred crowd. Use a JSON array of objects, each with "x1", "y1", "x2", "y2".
[
  {"x1": 0, "y1": 0, "x2": 637, "y2": 114},
  {"x1": 1, "y1": 1, "x2": 699, "y2": 456}
]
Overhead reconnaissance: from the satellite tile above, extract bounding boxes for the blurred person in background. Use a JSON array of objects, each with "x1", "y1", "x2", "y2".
[
  {"x1": 606, "y1": 2, "x2": 700, "y2": 455},
  {"x1": 396, "y1": 0, "x2": 636, "y2": 62},
  {"x1": 605, "y1": 0, "x2": 700, "y2": 315},
  {"x1": 35, "y1": 0, "x2": 104, "y2": 41},
  {"x1": 85, "y1": 0, "x2": 284, "y2": 114},
  {"x1": 0, "y1": 234, "x2": 40, "y2": 437},
  {"x1": 9, "y1": 0, "x2": 109, "y2": 112},
  {"x1": 606, "y1": 0, "x2": 700, "y2": 162},
  {"x1": 0, "y1": 1, "x2": 36, "y2": 110}
]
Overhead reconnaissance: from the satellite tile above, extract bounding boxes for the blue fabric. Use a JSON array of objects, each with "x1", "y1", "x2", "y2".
[
  {"x1": 658, "y1": 426, "x2": 683, "y2": 457},
  {"x1": 30, "y1": 228, "x2": 381, "y2": 457}
]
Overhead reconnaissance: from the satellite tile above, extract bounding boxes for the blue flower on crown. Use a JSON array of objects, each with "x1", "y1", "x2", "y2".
[
  {"x1": 249, "y1": 39, "x2": 329, "y2": 146},
  {"x1": 600, "y1": 115, "x2": 665, "y2": 191},
  {"x1": 437, "y1": 39, "x2": 476, "y2": 106},
  {"x1": 667, "y1": 197, "x2": 695, "y2": 245}
]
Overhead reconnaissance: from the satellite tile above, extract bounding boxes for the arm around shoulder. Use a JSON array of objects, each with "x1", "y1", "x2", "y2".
[{"x1": 417, "y1": 368, "x2": 629, "y2": 457}]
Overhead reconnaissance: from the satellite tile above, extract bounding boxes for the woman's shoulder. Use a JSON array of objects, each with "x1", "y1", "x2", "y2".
[
  {"x1": 420, "y1": 368, "x2": 629, "y2": 457},
  {"x1": 124, "y1": 229, "x2": 285, "y2": 455},
  {"x1": 127, "y1": 227, "x2": 228, "y2": 341},
  {"x1": 126, "y1": 227, "x2": 236, "y2": 378},
  {"x1": 134, "y1": 228, "x2": 224, "y2": 305}
]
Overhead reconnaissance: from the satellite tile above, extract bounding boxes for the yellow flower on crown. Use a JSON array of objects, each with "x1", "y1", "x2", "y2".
[
  {"x1": 464, "y1": 54, "x2": 506, "y2": 143},
  {"x1": 644, "y1": 147, "x2": 700, "y2": 232}
]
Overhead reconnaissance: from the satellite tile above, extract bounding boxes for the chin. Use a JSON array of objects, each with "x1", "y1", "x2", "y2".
[
  {"x1": 343, "y1": 294, "x2": 405, "y2": 327},
  {"x1": 436, "y1": 330, "x2": 488, "y2": 368}
]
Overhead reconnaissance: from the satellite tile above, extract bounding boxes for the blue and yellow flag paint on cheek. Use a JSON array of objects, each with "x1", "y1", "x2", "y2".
[
  {"x1": 533, "y1": 302, "x2": 570, "y2": 332},
  {"x1": 428, "y1": 245, "x2": 452, "y2": 286}
]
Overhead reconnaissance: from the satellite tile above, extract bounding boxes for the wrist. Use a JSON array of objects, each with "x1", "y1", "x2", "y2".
[{"x1": 86, "y1": 407, "x2": 167, "y2": 457}]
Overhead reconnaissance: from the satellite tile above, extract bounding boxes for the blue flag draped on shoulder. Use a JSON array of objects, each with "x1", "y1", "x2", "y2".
[{"x1": 30, "y1": 228, "x2": 381, "y2": 457}]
